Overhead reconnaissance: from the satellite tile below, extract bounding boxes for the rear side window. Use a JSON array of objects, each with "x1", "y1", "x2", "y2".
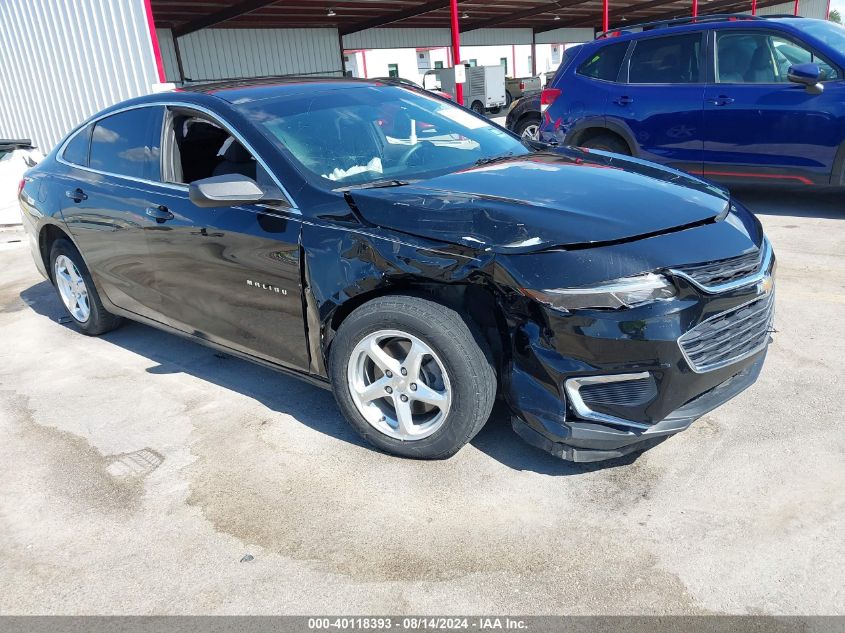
[
  {"x1": 577, "y1": 42, "x2": 629, "y2": 82},
  {"x1": 628, "y1": 33, "x2": 702, "y2": 84},
  {"x1": 89, "y1": 107, "x2": 163, "y2": 180},
  {"x1": 62, "y1": 124, "x2": 92, "y2": 167}
]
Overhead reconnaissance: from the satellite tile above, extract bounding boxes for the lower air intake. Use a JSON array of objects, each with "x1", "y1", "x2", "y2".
[{"x1": 578, "y1": 376, "x2": 658, "y2": 409}]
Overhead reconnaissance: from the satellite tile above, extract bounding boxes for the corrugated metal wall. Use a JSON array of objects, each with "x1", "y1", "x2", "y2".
[
  {"x1": 755, "y1": 0, "x2": 828, "y2": 17},
  {"x1": 157, "y1": 28, "x2": 343, "y2": 82},
  {"x1": 0, "y1": 0, "x2": 160, "y2": 152},
  {"x1": 534, "y1": 28, "x2": 597, "y2": 45}
]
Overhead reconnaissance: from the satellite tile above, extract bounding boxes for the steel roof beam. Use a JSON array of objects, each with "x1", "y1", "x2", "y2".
[
  {"x1": 174, "y1": 0, "x2": 280, "y2": 37},
  {"x1": 461, "y1": 0, "x2": 595, "y2": 32},
  {"x1": 341, "y1": 0, "x2": 451, "y2": 35}
]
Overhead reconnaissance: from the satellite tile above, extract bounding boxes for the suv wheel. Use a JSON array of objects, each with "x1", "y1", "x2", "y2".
[
  {"x1": 330, "y1": 295, "x2": 496, "y2": 459},
  {"x1": 50, "y1": 238, "x2": 123, "y2": 336},
  {"x1": 580, "y1": 132, "x2": 631, "y2": 155}
]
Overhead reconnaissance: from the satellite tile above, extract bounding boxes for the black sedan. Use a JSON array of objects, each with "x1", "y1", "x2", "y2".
[{"x1": 19, "y1": 77, "x2": 775, "y2": 462}]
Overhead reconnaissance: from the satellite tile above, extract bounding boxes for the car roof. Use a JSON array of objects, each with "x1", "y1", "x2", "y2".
[
  {"x1": 590, "y1": 14, "x2": 809, "y2": 47},
  {"x1": 178, "y1": 75, "x2": 392, "y2": 103}
]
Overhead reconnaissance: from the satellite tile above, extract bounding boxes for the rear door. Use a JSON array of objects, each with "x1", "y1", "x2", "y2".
[
  {"x1": 142, "y1": 106, "x2": 309, "y2": 370},
  {"x1": 702, "y1": 28, "x2": 843, "y2": 185},
  {"x1": 59, "y1": 106, "x2": 165, "y2": 320},
  {"x1": 608, "y1": 31, "x2": 706, "y2": 172}
]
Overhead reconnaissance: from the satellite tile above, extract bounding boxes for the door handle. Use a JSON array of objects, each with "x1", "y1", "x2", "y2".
[
  {"x1": 145, "y1": 205, "x2": 174, "y2": 223},
  {"x1": 707, "y1": 96, "x2": 735, "y2": 106},
  {"x1": 613, "y1": 96, "x2": 634, "y2": 105},
  {"x1": 65, "y1": 188, "x2": 87, "y2": 202}
]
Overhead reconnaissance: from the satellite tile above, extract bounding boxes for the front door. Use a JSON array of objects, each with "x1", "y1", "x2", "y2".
[
  {"x1": 608, "y1": 31, "x2": 706, "y2": 172},
  {"x1": 702, "y1": 29, "x2": 843, "y2": 185},
  {"x1": 59, "y1": 106, "x2": 165, "y2": 321},
  {"x1": 142, "y1": 109, "x2": 309, "y2": 370}
]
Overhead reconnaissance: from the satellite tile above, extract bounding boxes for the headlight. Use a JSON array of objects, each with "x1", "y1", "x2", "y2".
[{"x1": 525, "y1": 273, "x2": 677, "y2": 312}]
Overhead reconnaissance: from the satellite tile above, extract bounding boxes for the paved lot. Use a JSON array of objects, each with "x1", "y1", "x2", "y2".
[{"x1": 1, "y1": 187, "x2": 843, "y2": 615}]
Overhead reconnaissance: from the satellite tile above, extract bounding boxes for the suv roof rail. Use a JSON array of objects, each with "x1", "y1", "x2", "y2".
[{"x1": 596, "y1": 13, "x2": 770, "y2": 38}]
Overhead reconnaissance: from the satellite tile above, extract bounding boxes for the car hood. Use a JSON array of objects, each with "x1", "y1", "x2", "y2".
[{"x1": 348, "y1": 149, "x2": 730, "y2": 253}]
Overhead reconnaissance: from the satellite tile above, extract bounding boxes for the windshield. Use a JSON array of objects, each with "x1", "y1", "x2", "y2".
[
  {"x1": 237, "y1": 85, "x2": 529, "y2": 188},
  {"x1": 791, "y1": 18, "x2": 845, "y2": 52}
]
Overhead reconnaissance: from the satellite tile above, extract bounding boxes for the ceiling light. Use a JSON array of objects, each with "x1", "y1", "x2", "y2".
[
  {"x1": 554, "y1": 14, "x2": 561, "y2": 20},
  {"x1": 461, "y1": 12, "x2": 469, "y2": 18},
  {"x1": 327, "y1": 8, "x2": 336, "y2": 16}
]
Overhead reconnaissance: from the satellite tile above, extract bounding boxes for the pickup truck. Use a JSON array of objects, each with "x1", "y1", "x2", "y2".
[{"x1": 505, "y1": 76, "x2": 541, "y2": 106}]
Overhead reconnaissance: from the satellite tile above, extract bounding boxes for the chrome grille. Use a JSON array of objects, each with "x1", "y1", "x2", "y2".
[
  {"x1": 674, "y1": 249, "x2": 762, "y2": 288},
  {"x1": 679, "y1": 292, "x2": 775, "y2": 373}
]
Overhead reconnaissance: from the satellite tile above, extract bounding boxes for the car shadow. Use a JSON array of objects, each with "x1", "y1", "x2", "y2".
[
  {"x1": 20, "y1": 280, "x2": 366, "y2": 451},
  {"x1": 21, "y1": 280, "x2": 639, "y2": 474},
  {"x1": 731, "y1": 186, "x2": 844, "y2": 220}
]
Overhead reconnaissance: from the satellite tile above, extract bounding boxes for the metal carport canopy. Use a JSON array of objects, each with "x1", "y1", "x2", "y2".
[
  {"x1": 148, "y1": 0, "x2": 810, "y2": 85},
  {"x1": 151, "y1": 0, "x2": 801, "y2": 36}
]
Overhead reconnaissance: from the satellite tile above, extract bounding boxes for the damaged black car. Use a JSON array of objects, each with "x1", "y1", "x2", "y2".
[{"x1": 19, "y1": 78, "x2": 775, "y2": 462}]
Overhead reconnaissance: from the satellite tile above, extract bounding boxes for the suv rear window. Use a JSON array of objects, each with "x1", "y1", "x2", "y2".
[
  {"x1": 577, "y1": 42, "x2": 628, "y2": 82},
  {"x1": 628, "y1": 33, "x2": 702, "y2": 84}
]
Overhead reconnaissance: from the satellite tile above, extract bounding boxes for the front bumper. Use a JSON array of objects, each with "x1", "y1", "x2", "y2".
[
  {"x1": 512, "y1": 352, "x2": 765, "y2": 462},
  {"x1": 500, "y1": 224, "x2": 775, "y2": 463}
]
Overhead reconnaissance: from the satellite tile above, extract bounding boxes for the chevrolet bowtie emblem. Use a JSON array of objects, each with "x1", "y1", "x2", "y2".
[{"x1": 758, "y1": 275, "x2": 774, "y2": 296}]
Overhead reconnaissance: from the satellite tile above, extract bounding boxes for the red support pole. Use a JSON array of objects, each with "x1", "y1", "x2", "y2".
[
  {"x1": 603, "y1": 0, "x2": 609, "y2": 32},
  {"x1": 793, "y1": 0, "x2": 799, "y2": 15},
  {"x1": 449, "y1": 0, "x2": 463, "y2": 106},
  {"x1": 143, "y1": 0, "x2": 166, "y2": 83},
  {"x1": 692, "y1": 0, "x2": 699, "y2": 18},
  {"x1": 751, "y1": 0, "x2": 757, "y2": 15}
]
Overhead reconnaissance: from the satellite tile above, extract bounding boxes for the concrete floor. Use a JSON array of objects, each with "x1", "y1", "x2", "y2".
[{"x1": 0, "y1": 187, "x2": 843, "y2": 615}]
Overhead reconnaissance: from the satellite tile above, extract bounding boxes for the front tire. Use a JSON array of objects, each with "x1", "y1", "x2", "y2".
[
  {"x1": 49, "y1": 238, "x2": 122, "y2": 336},
  {"x1": 330, "y1": 295, "x2": 496, "y2": 459}
]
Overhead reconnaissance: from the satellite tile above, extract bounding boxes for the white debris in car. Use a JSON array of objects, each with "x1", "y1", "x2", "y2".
[{"x1": 323, "y1": 157, "x2": 383, "y2": 182}]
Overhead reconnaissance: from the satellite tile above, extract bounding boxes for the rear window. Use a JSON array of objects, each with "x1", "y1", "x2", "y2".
[
  {"x1": 89, "y1": 107, "x2": 163, "y2": 180},
  {"x1": 62, "y1": 125, "x2": 92, "y2": 167},
  {"x1": 577, "y1": 42, "x2": 629, "y2": 82},
  {"x1": 628, "y1": 33, "x2": 702, "y2": 84}
]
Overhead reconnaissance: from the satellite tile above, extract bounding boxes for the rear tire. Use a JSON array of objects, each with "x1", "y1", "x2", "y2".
[
  {"x1": 580, "y1": 132, "x2": 631, "y2": 155},
  {"x1": 49, "y1": 238, "x2": 122, "y2": 336},
  {"x1": 470, "y1": 101, "x2": 485, "y2": 115},
  {"x1": 330, "y1": 295, "x2": 496, "y2": 459},
  {"x1": 515, "y1": 115, "x2": 541, "y2": 140}
]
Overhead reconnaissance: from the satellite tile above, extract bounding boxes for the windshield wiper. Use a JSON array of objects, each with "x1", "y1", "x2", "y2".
[
  {"x1": 341, "y1": 179, "x2": 410, "y2": 191},
  {"x1": 474, "y1": 152, "x2": 514, "y2": 167}
]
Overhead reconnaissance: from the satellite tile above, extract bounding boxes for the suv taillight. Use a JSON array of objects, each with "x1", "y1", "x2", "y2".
[
  {"x1": 17, "y1": 178, "x2": 26, "y2": 197},
  {"x1": 519, "y1": 81, "x2": 525, "y2": 91},
  {"x1": 541, "y1": 88, "x2": 561, "y2": 112}
]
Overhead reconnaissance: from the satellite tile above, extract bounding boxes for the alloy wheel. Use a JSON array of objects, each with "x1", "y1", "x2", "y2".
[
  {"x1": 521, "y1": 124, "x2": 539, "y2": 140},
  {"x1": 54, "y1": 254, "x2": 90, "y2": 322},
  {"x1": 347, "y1": 329, "x2": 452, "y2": 441}
]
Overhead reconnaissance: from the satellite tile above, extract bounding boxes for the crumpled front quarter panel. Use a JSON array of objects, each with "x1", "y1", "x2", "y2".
[{"x1": 300, "y1": 220, "x2": 495, "y2": 375}]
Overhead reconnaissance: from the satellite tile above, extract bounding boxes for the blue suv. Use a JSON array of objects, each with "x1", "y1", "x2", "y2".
[{"x1": 538, "y1": 15, "x2": 845, "y2": 186}]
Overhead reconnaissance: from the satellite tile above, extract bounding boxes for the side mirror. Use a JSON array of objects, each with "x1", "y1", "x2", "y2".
[
  {"x1": 189, "y1": 174, "x2": 273, "y2": 208},
  {"x1": 788, "y1": 63, "x2": 824, "y2": 95}
]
